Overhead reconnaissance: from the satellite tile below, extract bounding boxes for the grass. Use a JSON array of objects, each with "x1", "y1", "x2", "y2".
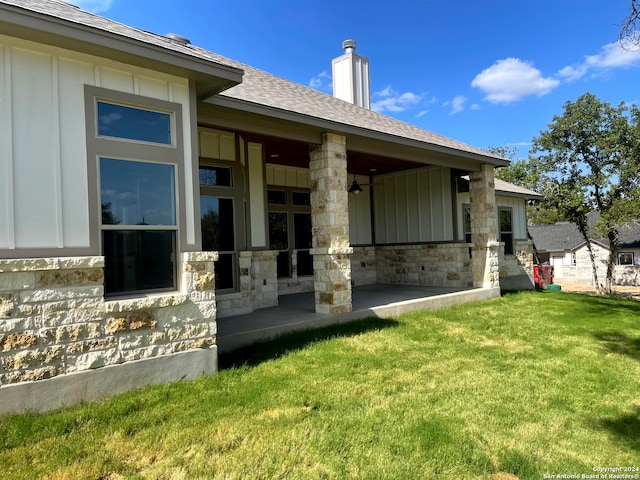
[{"x1": 1, "y1": 290, "x2": 639, "y2": 479}]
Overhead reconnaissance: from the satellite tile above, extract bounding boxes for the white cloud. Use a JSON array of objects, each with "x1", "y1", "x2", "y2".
[
  {"x1": 470, "y1": 103, "x2": 481, "y2": 110},
  {"x1": 557, "y1": 39, "x2": 640, "y2": 82},
  {"x1": 471, "y1": 58, "x2": 559, "y2": 104},
  {"x1": 416, "y1": 109, "x2": 429, "y2": 117},
  {"x1": 443, "y1": 95, "x2": 467, "y2": 115},
  {"x1": 371, "y1": 87, "x2": 422, "y2": 113},
  {"x1": 67, "y1": 0, "x2": 114, "y2": 13},
  {"x1": 309, "y1": 71, "x2": 331, "y2": 91}
]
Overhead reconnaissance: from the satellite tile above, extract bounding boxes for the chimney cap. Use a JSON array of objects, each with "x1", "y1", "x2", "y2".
[{"x1": 342, "y1": 39, "x2": 356, "y2": 53}]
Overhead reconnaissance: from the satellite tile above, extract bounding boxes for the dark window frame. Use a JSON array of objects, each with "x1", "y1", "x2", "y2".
[
  {"x1": 499, "y1": 207, "x2": 514, "y2": 255},
  {"x1": 267, "y1": 187, "x2": 313, "y2": 279}
]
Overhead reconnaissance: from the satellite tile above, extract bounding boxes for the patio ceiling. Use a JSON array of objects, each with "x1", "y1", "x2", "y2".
[{"x1": 243, "y1": 133, "x2": 434, "y2": 177}]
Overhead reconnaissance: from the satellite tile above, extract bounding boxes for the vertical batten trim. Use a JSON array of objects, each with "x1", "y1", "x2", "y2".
[
  {"x1": 52, "y1": 56, "x2": 64, "y2": 247},
  {"x1": 94, "y1": 65, "x2": 100, "y2": 87},
  {"x1": 2, "y1": 46, "x2": 15, "y2": 248}
]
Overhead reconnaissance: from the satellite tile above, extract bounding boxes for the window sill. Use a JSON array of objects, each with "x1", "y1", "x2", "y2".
[{"x1": 105, "y1": 291, "x2": 188, "y2": 313}]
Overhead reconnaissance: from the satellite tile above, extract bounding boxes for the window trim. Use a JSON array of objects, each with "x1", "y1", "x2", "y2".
[
  {"x1": 267, "y1": 187, "x2": 313, "y2": 279},
  {"x1": 618, "y1": 252, "x2": 634, "y2": 266},
  {"x1": 198, "y1": 148, "x2": 246, "y2": 292},
  {"x1": 85, "y1": 86, "x2": 185, "y2": 296},
  {"x1": 498, "y1": 207, "x2": 514, "y2": 256}
]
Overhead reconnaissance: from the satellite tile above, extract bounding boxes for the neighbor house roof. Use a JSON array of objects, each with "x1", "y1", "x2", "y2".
[
  {"x1": 494, "y1": 178, "x2": 543, "y2": 199},
  {"x1": 1, "y1": 0, "x2": 509, "y2": 169},
  {"x1": 528, "y1": 212, "x2": 640, "y2": 253}
]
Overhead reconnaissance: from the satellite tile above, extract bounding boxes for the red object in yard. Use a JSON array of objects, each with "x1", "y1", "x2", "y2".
[{"x1": 533, "y1": 265, "x2": 554, "y2": 288}]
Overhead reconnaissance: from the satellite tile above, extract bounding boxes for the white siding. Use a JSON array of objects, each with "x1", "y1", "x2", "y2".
[
  {"x1": 0, "y1": 35, "x2": 193, "y2": 251},
  {"x1": 348, "y1": 175, "x2": 372, "y2": 245},
  {"x1": 456, "y1": 193, "x2": 529, "y2": 242},
  {"x1": 265, "y1": 164, "x2": 309, "y2": 188},
  {"x1": 374, "y1": 167, "x2": 453, "y2": 244}
]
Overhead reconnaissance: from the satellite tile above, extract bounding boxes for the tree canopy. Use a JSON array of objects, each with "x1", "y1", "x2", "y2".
[{"x1": 531, "y1": 92, "x2": 640, "y2": 293}]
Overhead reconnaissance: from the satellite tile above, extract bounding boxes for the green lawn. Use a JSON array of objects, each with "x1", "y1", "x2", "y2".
[{"x1": 1, "y1": 291, "x2": 639, "y2": 479}]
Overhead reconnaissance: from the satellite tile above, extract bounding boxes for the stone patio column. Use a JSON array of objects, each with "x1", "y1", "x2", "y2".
[
  {"x1": 469, "y1": 164, "x2": 500, "y2": 288},
  {"x1": 309, "y1": 132, "x2": 353, "y2": 314}
]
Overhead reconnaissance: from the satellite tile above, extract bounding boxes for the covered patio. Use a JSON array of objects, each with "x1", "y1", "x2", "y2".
[{"x1": 216, "y1": 284, "x2": 500, "y2": 353}]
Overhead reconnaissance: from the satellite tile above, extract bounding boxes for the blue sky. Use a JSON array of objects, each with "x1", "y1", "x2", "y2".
[{"x1": 72, "y1": 0, "x2": 640, "y2": 159}]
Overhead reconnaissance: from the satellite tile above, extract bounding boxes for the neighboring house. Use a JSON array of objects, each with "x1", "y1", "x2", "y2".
[
  {"x1": 528, "y1": 213, "x2": 640, "y2": 287},
  {"x1": 0, "y1": 0, "x2": 536, "y2": 413}
]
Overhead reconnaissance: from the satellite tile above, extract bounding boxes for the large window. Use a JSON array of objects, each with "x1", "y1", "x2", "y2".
[
  {"x1": 86, "y1": 86, "x2": 183, "y2": 297},
  {"x1": 199, "y1": 150, "x2": 244, "y2": 292},
  {"x1": 268, "y1": 188, "x2": 313, "y2": 278},
  {"x1": 499, "y1": 208, "x2": 514, "y2": 255},
  {"x1": 100, "y1": 159, "x2": 177, "y2": 295}
]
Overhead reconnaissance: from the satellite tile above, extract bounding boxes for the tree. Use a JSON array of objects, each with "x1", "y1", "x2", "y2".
[
  {"x1": 532, "y1": 92, "x2": 640, "y2": 294},
  {"x1": 619, "y1": 0, "x2": 640, "y2": 48},
  {"x1": 488, "y1": 147, "x2": 563, "y2": 225}
]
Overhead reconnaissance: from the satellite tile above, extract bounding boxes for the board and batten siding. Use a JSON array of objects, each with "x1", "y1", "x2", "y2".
[
  {"x1": 0, "y1": 35, "x2": 195, "y2": 252},
  {"x1": 374, "y1": 167, "x2": 454, "y2": 244},
  {"x1": 456, "y1": 193, "x2": 529, "y2": 242}
]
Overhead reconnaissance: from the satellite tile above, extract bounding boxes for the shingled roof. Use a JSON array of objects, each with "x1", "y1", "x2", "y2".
[
  {"x1": 211, "y1": 61, "x2": 507, "y2": 163},
  {"x1": 1, "y1": 0, "x2": 508, "y2": 166},
  {"x1": 528, "y1": 212, "x2": 640, "y2": 253}
]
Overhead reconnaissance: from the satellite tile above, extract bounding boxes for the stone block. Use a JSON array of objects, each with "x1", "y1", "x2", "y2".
[
  {"x1": 67, "y1": 337, "x2": 117, "y2": 355},
  {"x1": 195, "y1": 272, "x2": 216, "y2": 291},
  {"x1": 0, "y1": 317, "x2": 37, "y2": 334},
  {"x1": 0, "y1": 294, "x2": 14, "y2": 318},
  {"x1": 0, "y1": 272, "x2": 36, "y2": 291},
  {"x1": 37, "y1": 269, "x2": 103, "y2": 288},
  {"x1": 106, "y1": 311, "x2": 156, "y2": 334},
  {"x1": 2, "y1": 346, "x2": 64, "y2": 371},
  {"x1": 0, "y1": 331, "x2": 38, "y2": 352},
  {"x1": 43, "y1": 307, "x2": 104, "y2": 328},
  {"x1": 66, "y1": 348, "x2": 122, "y2": 373},
  {"x1": 104, "y1": 294, "x2": 187, "y2": 313},
  {"x1": 20, "y1": 286, "x2": 103, "y2": 304},
  {"x1": 0, "y1": 365, "x2": 64, "y2": 385},
  {"x1": 172, "y1": 338, "x2": 215, "y2": 353},
  {"x1": 120, "y1": 344, "x2": 173, "y2": 362},
  {"x1": 41, "y1": 322, "x2": 103, "y2": 345}
]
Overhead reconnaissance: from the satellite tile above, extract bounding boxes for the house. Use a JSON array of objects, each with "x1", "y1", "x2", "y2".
[
  {"x1": 0, "y1": 0, "x2": 535, "y2": 414},
  {"x1": 528, "y1": 213, "x2": 640, "y2": 287}
]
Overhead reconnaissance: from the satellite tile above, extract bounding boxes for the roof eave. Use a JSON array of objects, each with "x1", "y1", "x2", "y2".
[
  {"x1": 0, "y1": 4, "x2": 244, "y2": 99},
  {"x1": 206, "y1": 95, "x2": 510, "y2": 167}
]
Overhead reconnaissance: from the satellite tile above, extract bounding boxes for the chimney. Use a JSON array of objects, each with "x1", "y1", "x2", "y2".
[{"x1": 332, "y1": 39, "x2": 371, "y2": 109}]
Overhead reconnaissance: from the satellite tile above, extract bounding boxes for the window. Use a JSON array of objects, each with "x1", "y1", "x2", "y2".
[
  {"x1": 97, "y1": 101, "x2": 172, "y2": 145},
  {"x1": 100, "y1": 159, "x2": 177, "y2": 295},
  {"x1": 463, "y1": 205, "x2": 472, "y2": 244},
  {"x1": 618, "y1": 252, "x2": 634, "y2": 265},
  {"x1": 268, "y1": 188, "x2": 313, "y2": 278},
  {"x1": 199, "y1": 153, "x2": 244, "y2": 291},
  {"x1": 499, "y1": 208, "x2": 514, "y2": 255},
  {"x1": 86, "y1": 87, "x2": 183, "y2": 297}
]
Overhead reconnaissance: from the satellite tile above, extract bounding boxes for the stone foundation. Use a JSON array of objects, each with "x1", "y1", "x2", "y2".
[
  {"x1": 216, "y1": 250, "x2": 278, "y2": 318},
  {"x1": 498, "y1": 240, "x2": 535, "y2": 290},
  {"x1": 0, "y1": 252, "x2": 218, "y2": 414}
]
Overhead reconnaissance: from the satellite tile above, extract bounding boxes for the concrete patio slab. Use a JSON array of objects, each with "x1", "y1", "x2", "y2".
[{"x1": 217, "y1": 285, "x2": 500, "y2": 353}]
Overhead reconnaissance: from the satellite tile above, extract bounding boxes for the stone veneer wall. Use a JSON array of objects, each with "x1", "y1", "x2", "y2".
[
  {"x1": 0, "y1": 252, "x2": 218, "y2": 412},
  {"x1": 216, "y1": 250, "x2": 278, "y2": 318},
  {"x1": 277, "y1": 250, "x2": 315, "y2": 295},
  {"x1": 498, "y1": 240, "x2": 535, "y2": 290},
  {"x1": 351, "y1": 244, "x2": 473, "y2": 288}
]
